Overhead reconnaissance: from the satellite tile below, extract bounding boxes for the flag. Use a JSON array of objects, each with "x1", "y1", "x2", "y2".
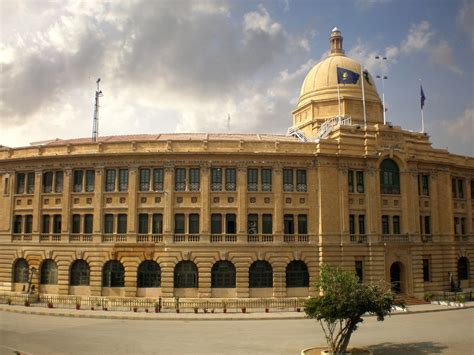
[
  {"x1": 420, "y1": 85, "x2": 426, "y2": 109},
  {"x1": 337, "y1": 67, "x2": 360, "y2": 84},
  {"x1": 363, "y1": 70, "x2": 372, "y2": 85}
]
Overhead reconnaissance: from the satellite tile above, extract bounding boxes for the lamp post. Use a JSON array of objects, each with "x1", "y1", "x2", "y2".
[
  {"x1": 26, "y1": 266, "x2": 37, "y2": 294},
  {"x1": 375, "y1": 56, "x2": 388, "y2": 125}
]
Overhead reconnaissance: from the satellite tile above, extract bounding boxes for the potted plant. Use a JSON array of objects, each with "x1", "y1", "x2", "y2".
[
  {"x1": 154, "y1": 302, "x2": 161, "y2": 313},
  {"x1": 6, "y1": 297, "x2": 12, "y2": 305},
  {"x1": 174, "y1": 296, "x2": 180, "y2": 313},
  {"x1": 75, "y1": 302, "x2": 81, "y2": 310},
  {"x1": 203, "y1": 308, "x2": 208, "y2": 313},
  {"x1": 211, "y1": 308, "x2": 215, "y2": 313},
  {"x1": 103, "y1": 306, "x2": 108, "y2": 311},
  {"x1": 145, "y1": 308, "x2": 149, "y2": 313},
  {"x1": 265, "y1": 307, "x2": 269, "y2": 313},
  {"x1": 90, "y1": 305, "x2": 95, "y2": 310},
  {"x1": 222, "y1": 301, "x2": 227, "y2": 313},
  {"x1": 296, "y1": 307, "x2": 301, "y2": 312},
  {"x1": 241, "y1": 307, "x2": 246, "y2": 314},
  {"x1": 47, "y1": 301, "x2": 53, "y2": 309},
  {"x1": 304, "y1": 264, "x2": 400, "y2": 354},
  {"x1": 194, "y1": 307, "x2": 198, "y2": 314},
  {"x1": 133, "y1": 306, "x2": 138, "y2": 312},
  {"x1": 24, "y1": 300, "x2": 30, "y2": 307}
]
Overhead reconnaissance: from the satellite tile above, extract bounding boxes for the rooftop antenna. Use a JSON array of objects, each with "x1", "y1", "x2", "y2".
[{"x1": 92, "y1": 78, "x2": 103, "y2": 142}]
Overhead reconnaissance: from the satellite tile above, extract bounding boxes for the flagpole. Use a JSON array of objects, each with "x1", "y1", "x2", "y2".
[
  {"x1": 360, "y1": 65, "x2": 367, "y2": 128},
  {"x1": 419, "y1": 79, "x2": 425, "y2": 133}
]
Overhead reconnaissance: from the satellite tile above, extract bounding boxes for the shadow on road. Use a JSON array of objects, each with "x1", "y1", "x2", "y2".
[{"x1": 369, "y1": 341, "x2": 447, "y2": 354}]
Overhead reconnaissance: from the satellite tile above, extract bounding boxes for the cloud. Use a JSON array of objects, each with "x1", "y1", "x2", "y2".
[
  {"x1": 400, "y1": 21, "x2": 433, "y2": 53},
  {"x1": 430, "y1": 41, "x2": 462, "y2": 75},
  {"x1": 457, "y1": 0, "x2": 474, "y2": 48},
  {"x1": 356, "y1": 0, "x2": 391, "y2": 8},
  {"x1": 439, "y1": 108, "x2": 474, "y2": 155}
]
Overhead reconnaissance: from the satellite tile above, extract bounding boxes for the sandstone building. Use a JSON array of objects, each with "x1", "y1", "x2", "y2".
[{"x1": 0, "y1": 29, "x2": 472, "y2": 300}]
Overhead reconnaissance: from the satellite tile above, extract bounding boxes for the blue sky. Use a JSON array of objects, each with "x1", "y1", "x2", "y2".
[{"x1": 0, "y1": 0, "x2": 472, "y2": 155}]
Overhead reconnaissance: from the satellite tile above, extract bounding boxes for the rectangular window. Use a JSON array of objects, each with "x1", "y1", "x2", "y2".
[
  {"x1": 84, "y1": 214, "x2": 93, "y2": 234},
  {"x1": 226, "y1": 214, "x2": 236, "y2": 234},
  {"x1": 296, "y1": 170, "x2": 307, "y2": 192},
  {"x1": 53, "y1": 215, "x2": 61, "y2": 234},
  {"x1": 211, "y1": 168, "x2": 222, "y2": 191},
  {"x1": 348, "y1": 171, "x2": 354, "y2": 193},
  {"x1": 421, "y1": 175, "x2": 429, "y2": 196},
  {"x1": 152, "y1": 214, "x2": 163, "y2": 234},
  {"x1": 355, "y1": 260, "x2": 363, "y2": 282},
  {"x1": 27, "y1": 173, "x2": 35, "y2": 194},
  {"x1": 393, "y1": 216, "x2": 401, "y2": 235},
  {"x1": 349, "y1": 215, "x2": 355, "y2": 236},
  {"x1": 13, "y1": 215, "x2": 22, "y2": 234},
  {"x1": 54, "y1": 171, "x2": 63, "y2": 193},
  {"x1": 284, "y1": 214, "x2": 294, "y2": 235},
  {"x1": 457, "y1": 179, "x2": 464, "y2": 198},
  {"x1": 225, "y1": 168, "x2": 236, "y2": 191},
  {"x1": 423, "y1": 258, "x2": 430, "y2": 282},
  {"x1": 85, "y1": 170, "x2": 95, "y2": 192},
  {"x1": 283, "y1": 169, "x2": 293, "y2": 192},
  {"x1": 247, "y1": 214, "x2": 258, "y2": 234},
  {"x1": 424, "y1": 216, "x2": 431, "y2": 235},
  {"x1": 461, "y1": 218, "x2": 466, "y2": 235},
  {"x1": 358, "y1": 215, "x2": 366, "y2": 236},
  {"x1": 118, "y1": 169, "x2": 128, "y2": 192},
  {"x1": 153, "y1": 168, "x2": 164, "y2": 191},
  {"x1": 189, "y1": 168, "x2": 200, "y2": 191},
  {"x1": 382, "y1": 215, "x2": 390, "y2": 235},
  {"x1": 24, "y1": 215, "x2": 32, "y2": 234},
  {"x1": 42, "y1": 215, "x2": 50, "y2": 234},
  {"x1": 454, "y1": 217, "x2": 459, "y2": 236},
  {"x1": 43, "y1": 172, "x2": 53, "y2": 193},
  {"x1": 175, "y1": 168, "x2": 186, "y2": 191},
  {"x1": 72, "y1": 214, "x2": 81, "y2": 234},
  {"x1": 117, "y1": 214, "x2": 127, "y2": 234},
  {"x1": 188, "y1": 214, "x2": 200, "y2": 234},
  {"x1": 247, "y1": 168, "x2": 258, "y2": 191},
  {"x1": 104, "y1": 214, "x2": 114, "y2": 234},
  {"x1": 139, "y1": 169, "x2": 150, "y2": 191},
  {"x1": 174, "y1": 214, "x2": 185, "y2": 234},
  {"x1": 298, "y1": 214, "x2": 308, "y2": 234},
  {"x1": 356, "y1": 171, "x2": 364, "y2": 193},
  {"x1": 261, "y1": 168, "x2": 272, "y2": 191},
  {"x1": 211, "y1": 214, "x2": 222, "y2": 234},
  {"x1": 471, "y1": 179, "x2": 474, "y2": 200},
  {"x1": 262, "y1": 214, "x2": 273, "y2": 234},
  {"x1": 105, "y1": 169, "x2": 116, "y2": 192},
  {"x1": 16, "y1": 173, "x2": 25, "y2": 194},
  {"x1": 73, "y1": 171, "x2": 84, "y2": 192},
  {"x1": 138, "y1": 214, "x2": 149, "y2": 234},
  {"x1": 452, "y1": 177, "x2": 457, "y2": 198}
]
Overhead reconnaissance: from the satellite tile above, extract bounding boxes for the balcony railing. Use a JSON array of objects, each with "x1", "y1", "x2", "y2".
[
  {"x1": 102, "y1": 234, "x2": 127, "y2": 242},
  {"x1": 455, "y1": 235, "x2": 469, "y2": 242},
  {"x1": 350, "y1": 234, "x2": 367, "y2": 243},
  {"x1": 137, "y1": 234, "x2": 164, "y2": 243},
  {"x1": 381, "y1": 234, "x2": 410, "y2": 243},
  {"x1": 173, "y1": 234, "x2": 200, "y2": 243},
  {"x1": 248, "y1": 234, "x2": 274, "y2": 243},
  {"x1": 69, "y1": 234, "x2": 93, "y2": 242},
  {"x1": 11, "y1": 233, "x2": 32, "y2": 242},
  {"x1": 210, "y1": 234, "x2": 238, "y2": 243},
  {"x1": 284, "y1": 234, "x2": 310, "y2": 243}
]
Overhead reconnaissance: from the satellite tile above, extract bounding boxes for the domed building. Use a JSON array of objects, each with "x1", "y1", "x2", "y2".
[{"x1": 0, "y1": 29, "x2": 472, "y2": 306}]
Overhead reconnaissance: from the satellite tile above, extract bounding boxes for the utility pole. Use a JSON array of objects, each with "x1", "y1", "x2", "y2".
[{"x1": 92, "y1": 78, "x2": 103, "y2": 142}]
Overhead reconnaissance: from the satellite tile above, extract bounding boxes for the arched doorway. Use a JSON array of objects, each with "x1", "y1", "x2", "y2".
[{"x1": 390, "y1": 262, "x2": 402, "y2": 293}]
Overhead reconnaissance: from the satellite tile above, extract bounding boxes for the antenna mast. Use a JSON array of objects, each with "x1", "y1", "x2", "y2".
[{"x1": 92, "y1": 78, "x2": 103, "y2": 142}]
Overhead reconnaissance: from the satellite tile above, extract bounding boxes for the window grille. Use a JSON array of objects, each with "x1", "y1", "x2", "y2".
[
  {"x1": 247, "y1": 169, "x2": 258, "y2": 191},
  {"x1": 40, "y1": 259, "x2": 58, "y2": 285},
  {"x1": 54, "y1": 171, "x2": 63, "y2": 193},
  {"x1": 283, "y1": 169, "x2": 293, "y2": 192},
  {"x1": 85, "y1": 170, "x2": 95, "y2": 192},
  {"x1": 13, "y1": 258, "x2": 29, "y2": 283},
  {"x1": 16, "y1": 173, "x2": 25, "y2": 194},
  {"x1": 118, "y1": 169, "x2": 128, "y2": 192},
  {"x1": 53, "y1": 215, "x2": 62, "y2": 234},
  {"x1": 153, "y1": 168, "x2": 164, "y2": 191},
  {"x1": 356, "y1": 171, "x2": 364, "y2": 193},
  {"x1": 284, "y1": 214, "x2": 294, "y2": 235},
  {"x1": 286, "y1": 260, "x2": 309, "y2": 287},
  {"x1": 381, "y1": 215, "x2": 390, "y2": 235},
  {"x1": 83, "y1": 215, "x2": 93, "y2": 234},
  {"x1": 105, "y1": 169, "x2": 116, "y2": 192},
  {"x1": 225, "y1": 168, "x2": 236, "y2": 191},
  {"x1": 73, "y1": 171, "x2": 83, "y2": 192},
  {"x1": 349, "y1": 215, "x2": 355, "y2": 236},
  {"x1": 247, "y1": 214, "x2": 258, "y2": 235},
  {"x1": 189, "y1": 168, "x2": 200, "y2": 191},
  {"x1": 27, "y1": 173, "x2": 35, "y2": 194},
  {"x1": 418, "y1": 174, "x2": 429, "y2": 196},
  {"x1": 348, "y1": 171, "x2": 354, "y2": 193},
  {"x1": 42, "y1": 215, "x2": 50, "y2": 234},
  {"x1": 102, "y1": 260, "x2": 125, "y2": 287},
  {"x1": 13, "y1": 215, "x2": 22, "y2": 234},
  {"x1": 43, "y1": 172, "x2": 53, "y2": 193},
  {"x1": 211, "y1": 261, "x2": 236, "y2": 288},
  {"x1": 393, "y1": 216, "x2": 401, "y2": 234},
  {"x1": 70, "y1": 260, "x2": 90, "y2": 286},
  {"x1": 139, "y1": 169, "x2": 150, "y2": 191},
  {"x1": 138, "y1": 260, "x2": 161, "y2": 288},
  {"x1": 249, "y1": 261, "x2": 273, "y2": 288},
  {"x1": 175, "y1": 168, "x2": 186, "y2": 191},
  {"x1": 296, "y1": 170, "x2": 307, "y2": 192},
  {"x1": 174, "y1": 261, "x2": 198, "y2": 288},
  {"x1": 380, "y1": 159, "x2": 400, "y2": 194},
  {"x1": 24, "y1": 215, "x2": 32, "y2": 234},
  {"x1": 211, "y1": 168, "x2": 222, "y2": 191},
  {"x1": 261, "y1": 168, "x2": 272, "y2": 191}
]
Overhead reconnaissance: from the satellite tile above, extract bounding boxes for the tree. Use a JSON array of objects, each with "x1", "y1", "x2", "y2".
[{"x1": 304, "y1": 264, "x2": 400, "y2": 353}]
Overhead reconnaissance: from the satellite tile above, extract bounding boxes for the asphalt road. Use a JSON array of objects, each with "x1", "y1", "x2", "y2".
[{"x1": 0, "y1": 309, "x2": 473, "y2": 355}]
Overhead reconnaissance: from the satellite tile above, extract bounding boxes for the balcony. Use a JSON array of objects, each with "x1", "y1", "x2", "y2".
[
  {"x1": 248, "y1": 234, "x2": 274, "y2": 243},
  {"x1": 39, "y1": 234, "x2": 62, "y2": 242},
  {"x1": 381, "y1": 234, "x2": 410, "y2": 243},
  {"x1": 11, "y1": 233, "x2": 32, "y2": 242},
  {"x1": 137, "y1": 234, "x2": 163, "y2": 243},
  {"x1": 173, "y1": 234, "x2": 200, "y2": 243},
  {"x1": 284, "y1": 234, "x2": 310, "y2": 243},
  {"x1": 102, "y1": 234, "x2": 127, "y2": 242},
  {"x1": 349, "y1": 234, "x2": 367, "y2": 243},
  {"x1": 210, "y1": 234, "x2": 237, "y2": 243},
  {"x1": 69, "y1": 234, "x2": 93, "y2": 242},
  {"x1": 455, "y1": 235, "x2": 470, "y2": 242}
]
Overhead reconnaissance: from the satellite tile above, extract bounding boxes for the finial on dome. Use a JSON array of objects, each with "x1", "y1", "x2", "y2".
[{"x1": 329, "y1": 27, "x2": 344, "y2": 56}]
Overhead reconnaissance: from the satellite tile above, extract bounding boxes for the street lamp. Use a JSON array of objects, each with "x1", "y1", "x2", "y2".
[
  {"x1": 375, "y1": 56, "x2": 388, "y2": 125},
  {"x1": 26, "y1": 266, "x2": 37, "y2": 294}
]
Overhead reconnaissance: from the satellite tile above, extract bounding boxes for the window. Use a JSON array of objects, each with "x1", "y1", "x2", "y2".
[
  {"x1": 458, "y1": 257, "x2": 469, "y2": 280},
  {"x1": 138, "y1": 214, "x2": 149, "y2": 234},
  {"x1": 348, "y1": 171, "x2": 354, "y2": 193},
  {"x1": 247, "y1": 168, "x2": 258, "y2": 191},
  {"x1": 380, "y1": 159, "x2": 400, "y2": 194},
  {"x1": 460, "y1": 217, "x2": 466, "y2": 235},
  {"x1": 54, "y1": 171, "x2": 63, "y2": 193},
  {"x1": 382, "y1": 215, "x2": 390, "y2": 235},
  {"x1": 118, "y1": 169, "x2": 128, "y2": 192},
  {"x1": 84, "y1": 214, "x2": 93, "y2": 234},
  {"x1": 458, "y1": 179, "x2": 464, "y2": 198},
  {"x1": 283, "y1": 169, "x2": 293, "y2": 192},
  {"x1": 117, "y1": 214, "x2": 127, "y2": 234},
  {"x1": 3, "y1": 177, "x2": 9, "y2": 195},
  {"x1": 105, "y1": 169, "x2": 116, "y2": 192},
  {"x1": 249, "y1": 261, "x2": 273, "y2": 288},
  {"x1": 174, "y1": 214, "x2": 185, "y2": 234},
  {"x1": 189, "y1": 214, "x2": 200, "y2": 234},
  {"x1": 42, "y1": 215, "x2": 50, "y2": 234},
  {"x1": 16, "y1": 173, "x2": 25, "y2": 194},
  {"x1": 247, "y1": 214, "x2": 258, "y2": 235},
  {"x1": 226, "y1": 214, "x2": 236, "y2": 234},
  {"x1": 40, "y1": 259, "x2": 58, "y2": 285},
  {"x1": 262, "y1": 214, "x2": 272, "y2": 234},
  {"x1": 261, "y1": 168, "x2": 272, "y2": 192},
  {"x1": 393, "y1": 216, "x2": 400, "y2": 235},
  {"x1": 211, "y1": 261, "x2": 236, "y2": 288},
  {"x1": 454, "y1": 217, "x2": 461, "y2": 237},
  {"x1": 452, "y1": 177, "x2": 465, "y2": 198},
  {"x1": 152, "y1": 214, "x2": 163, "y2": 234},
  {"x1": 104, "y1": 214, "x2": 114, "y2": 234},
  {"x1": 73, "y1": 171, "x2": 84, "y2": 192},
  {"x1": 13, "y1": 258, "x2": 29, "y2": 283},
  {"x1": 356, "y1": 171, "x2": 364, "y2": 193},
  {"x1": 85, "y1": 170, "x2": 95, "y2": 192},
  {"x1": 284, "y1": 214, "x2": 294, "y2": 235},
  {"x1": 211, "y1": 214, "x2": 222, "y2": 234},
  {"x1": 24, "y1": 215, "x2": 32, "y2": 234},
  {"x1": 137, "y1": 260, "x2": 161, "y2": 288},
  {"x1": 139, "y1": 169, "x2": 150, "y2": 191},
  {"x1": 298, "y1": 215, "x2": 308, "y2": 234},
  {"x1": 225, "y1": 168, "x2": 236, "y2": 191},
  {"x1": 13, "y1": 215, "x2": 22, "y2": 234},
  {"x1": 53, "y1": 215, "x2": 61, "y2": 234},
  {"x1": 74, "y1": 170, "x2": 95, "y2": 192},
  {"x1": 349, "y1": 215, "x2": 355, "y2": 236},
  {"x1": 424, "y1": 216, "x2": 431, "y2": 235},
  {"x1": 102, "y1": 260, "x2": 125, "y2": 287},
  {"x1": 358, "y1": 215, "x2": 366, "y2": 236},
  {"x1": 153, "y1": 168, "x2": 164, "y2": 191},
  {"x1": 175, "y1": 168, "x2": 186, "y2": 191},
  {"x1": 211, "y1": 168, "x2": 222, "y2": 191},
  {"x1": 189, "y1": 168, "x2": 200, "y2": 191},
  {"x1": 418, "y1": 174, "x2": 429, "y2": 196},
  {"x1": 423, "y1": 258, "x2": 430, "y2": 282},
  {"x1": 174, "y1": 261, "x2": 198, "y2": 288},
  {"x1": 355, "y1": 260, "x2": 363, "y2": 282},
  {"x1": 26, "y1": 173, "x2": 35, "y2": 194},
  {"x1": 43, "y1": 172, "x2": 53, "y2": 193},
  {"x1": 70, "y1": 260, "x2": 90, "y2": 286},
  {"x1": 471, "y1": 179, "x2": 474, "y2": 200},
  {"x1": 296, "y1": 170, "x2": 307, "y2": 192},
  {"x1": 72, "y1": 215, "x2": 81, "y2": 234},
  {"x1": 286, "y1": 260, "x2": 309, "y2": 287}
]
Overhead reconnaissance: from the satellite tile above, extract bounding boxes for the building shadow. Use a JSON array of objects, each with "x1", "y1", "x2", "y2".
[{"x1": 369, "y1": 341, "x2": 448, "y2": 354}]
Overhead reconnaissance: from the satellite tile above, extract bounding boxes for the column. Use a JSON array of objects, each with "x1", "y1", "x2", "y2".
[
  {"x1": 237, "y1": 164, "x2": 247, "y2": 241},
  {"x1": 127, "y1": 166, "x2": 138, "y2": 243},
  {"x1": 61, "y1": 169, "x2": 72, "y2": 237},
  {"x1": 273, "y1": 166, "x2": 283, "y2": 242},
  {"x1": 200, "y1": 164, "x2": 210, "y2": 242},
  {"x1": 32, "y1": 170, "x2": 42, "y2": 242},
  {"x1": 93, "y1": 168, "x2": 104, "y2": 242},
  {"x1": 163, "y1": 164, "x2": 174, "y2": 241}
]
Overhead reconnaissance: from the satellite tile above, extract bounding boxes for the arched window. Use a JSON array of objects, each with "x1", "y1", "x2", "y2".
[
  {"x1": 102, "y1": 260, "x2": 125, "y2": 287},
  {"x1": 13, "y1": 258, "x2": 29, "y2": 283},
  {"x1": 286, "y1": 260, "x2": 309, "y2": 288},
  {"x1": 70, "y1": 260, "x2": 90, "y2": 286},
  {"x1": 40, "y1": 259, "x2": 58, "y2": 285},
  {"x1": 458, "y1": 257, "x2": 469, "y2": 280},
  {"x1": 174, "y1": 261, "x2": 198, "y2": 288},
  {"x1": 249, "y1": 261, "x2": 273, "y2": 288},
  {"x1": 211, "y1": 260, "x2": 236, "y2": 288},
  {"x1": 380, "y1": 159, "x2": 400, "y2": 194},
  {"x1": 138, "y1": 260, "x2": 161, "y2": 288}
]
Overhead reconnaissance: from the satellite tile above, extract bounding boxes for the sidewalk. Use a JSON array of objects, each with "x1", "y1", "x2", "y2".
[{"x1": 1, "y1": 302, "x2": 473, "y2": 321}]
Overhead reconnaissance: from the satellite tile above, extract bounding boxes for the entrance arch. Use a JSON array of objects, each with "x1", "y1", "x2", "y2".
[{"x1": 390, "y1": 262, "x2": 403, "y2": 293}]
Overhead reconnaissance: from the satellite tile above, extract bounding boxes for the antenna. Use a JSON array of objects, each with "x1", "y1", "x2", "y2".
[{"x1": 92, "y1": 78, "x2": 103, "y2": 142}]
